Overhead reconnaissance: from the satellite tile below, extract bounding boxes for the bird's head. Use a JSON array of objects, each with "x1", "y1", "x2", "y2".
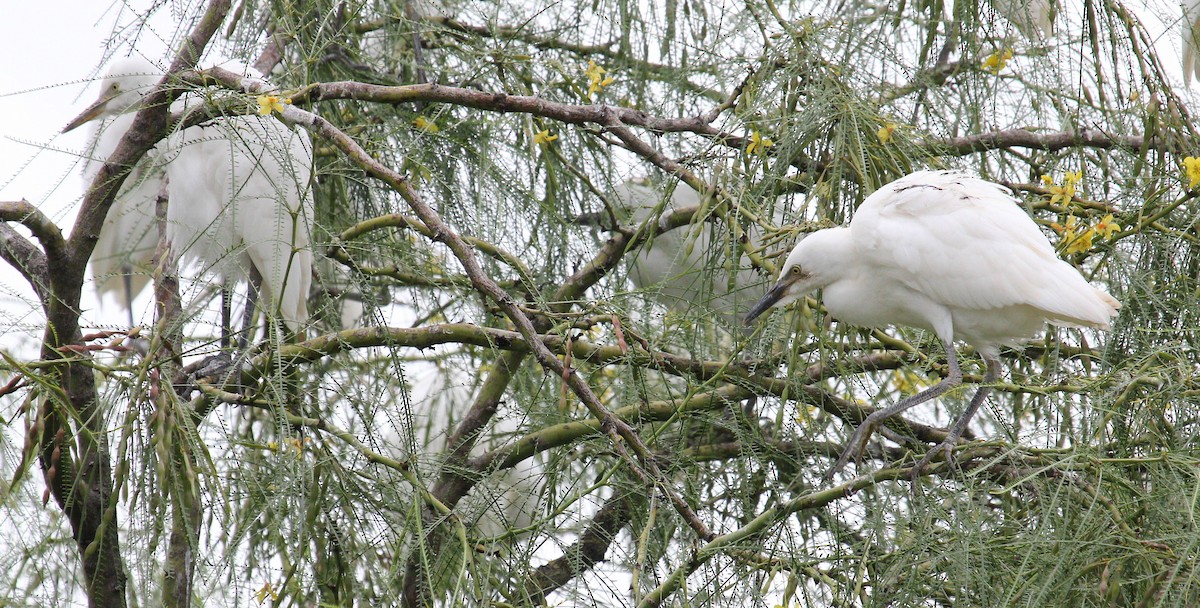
[
  {"x1": 62, "y1": 57, "x2": 162, "y2": 133},
  {"x1": 743, "y1": 228, "x2": 844, "y2": 325}
]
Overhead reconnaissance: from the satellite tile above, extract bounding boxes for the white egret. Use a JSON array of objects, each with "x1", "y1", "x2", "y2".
[
  {"x1": 744, "y1": 170, "x2": 1120, "y2": 477},
  {"x1": 614, "y1": 180, "x2": 774, "y2": 326},
  {"x1": 994, "y1": 0, "x2": 1054, "y2": 40},
  {"x1": 63, "y1": 58, "x2": 165, "y2": 328},
  {"x1": 1183, "y1": 0, "x2": 1200, "y2": 84},
  {"x1": 65, "y1": 57, "x2": 314, "y2": 347},
  {"x1": 163, "y1": 66, "x2": 314, "y2": 344}
]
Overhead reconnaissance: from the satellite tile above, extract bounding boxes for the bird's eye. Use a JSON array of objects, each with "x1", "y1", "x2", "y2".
[{"x1": 789, "y1": 265, "x2": 802, "y2": 275}]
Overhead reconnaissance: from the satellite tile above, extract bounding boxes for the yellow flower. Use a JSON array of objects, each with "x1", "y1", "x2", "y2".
[
  {"x1": 1064, "y1": 228, "x2": 1095, "y2": 254},
  {"x1": 1042, "y1": 171, "x2": 1081, "y2": 206},
  {"x1": 413, "y1": 116, "x2": 440, "y2": 132},
  {"x1": 256, "y1": 95, "x2": 290, "y2": 115},
  {"x1": 254, "y1": 582, "x2": 279, "y2": 604},
  {"x1": 585, "y1": 60, "x2": 616, "y2": 99},
  {"x1": 877, "y1": 122, "x2": 897, "y2": 143},
  {"x1": 1094, "y1": 213, "x2": 1120, "y2": 239},
  {"x1": 747, "y1": 130, "x2": 774, "y2": 155},
  {"x1": 1050, "y1": 215, "x2": 1095, "y2": 254},
  {"x1": 982, "y1": 48, "x2": 1013, "y2": 74},
  {"x1": 1184, "y1": 156, "x2": 1200, "y2": 189},
  {"x1": 533, "y1": 129, "x2": 558, "y2": 145}
]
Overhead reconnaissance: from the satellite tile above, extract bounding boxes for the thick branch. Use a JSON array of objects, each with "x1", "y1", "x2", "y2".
[
  {"x1": 0, "y1": 218, "x2": 49, "y2": 307},
  {"x1": 36, "y1": 2, "x2": 232, "y2": 607},
  {"x1": 936, "y1": 127, "x2": 1161, "y2": 155},
  {"x1": 521, "y1": 493, "x2": 636, "y2": 603}
]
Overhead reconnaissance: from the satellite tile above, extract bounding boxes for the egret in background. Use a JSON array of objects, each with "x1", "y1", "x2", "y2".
[
  {"x1": 63, "y1": 58, "x2": 165, "y2": 328},
  {"x1": 165, "y1": 75, "x2": 314, "y2": 345},
  {"x1": 1183, "y1": 0, "x2": 1200, "y2": 84},
  {"x1": 994, "y1": 0, "x2": 1054, "y2": 41},
  {"x1": 614, "y1": 180, "x2": 775, "y2": 327},
  {"x1": 744, "y1": 170, "x2": 1120, "y2": 478}
]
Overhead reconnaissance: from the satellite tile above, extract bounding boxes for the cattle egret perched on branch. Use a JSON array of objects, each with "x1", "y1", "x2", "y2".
[
  {"x1": 614, "y1": 180, "x2": 774, "y2": 326},
  {"x1": 744, "y1": 170, "x2": 1120, "y2": 478},
  {"x1": 65, "y1": 57, "x2": 314, "y2": 347},
  {"x1": 1184, "y1": 0, "x2": 1200, "y2": 84},
  {"x1": 63, "y1": 58, "x2": 165, "y2": 327}
]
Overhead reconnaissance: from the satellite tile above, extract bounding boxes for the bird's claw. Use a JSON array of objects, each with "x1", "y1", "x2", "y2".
[
  {"x1": 823, "y1": 421, "x2": 875, "y2": 482},
  {"x1": 909, "y1": 440, "x2": 958, "y2": 482}
]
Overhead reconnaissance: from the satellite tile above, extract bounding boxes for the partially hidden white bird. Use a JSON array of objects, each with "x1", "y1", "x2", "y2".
[
  {"x1": 743, "y1": 170, "x2": 1120, "y2": 478},
  {"x1": 615, "y1": 180, "x2": 774, "y2": 326},
  {"x1": 63, "y1": 58, "x2": 165, "y2": 328},
  {"x1": 1183, "y1": 0, "x2": 1200, "y2": 85},
  {"x1": 64, "y1": 57, "x2": 314, "y2": 347},
  {"x1": 165, "y1": 73, "x2": 314, "y2": 344},
  {"x1": 993, "y1": 0, "x2": 1055, "y2": 41}
]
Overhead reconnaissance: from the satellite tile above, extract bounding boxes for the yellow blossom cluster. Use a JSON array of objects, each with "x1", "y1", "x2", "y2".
[
  {"x1": 585, "y1": 60, "x2": 615, "y2": 99},
  {"x1": 533, "y1": 129, "x2": 558, "y2": 145},
  {"x1": 412, "y1": 116, "x2": 440, "y2": 132},
  {"x1": 1041, "y1": 170, "x2": 1082, "y2": 206},
  {"x1": 890, "y1": 369, "x2": 927, "y2": 396},
  {"x1": 255, "y1": 582, "x2": 278, "y2": 604},
  {"x1": 982, "y1": 48, "x2": 1013, "y2": 74},
  {"x1": 1050, "y1": 213, "x2": 1120, "y2": 254},
  {"x1": 256, "y1": 94, "x2": 290, "y2": 115},
  {"x1": 877, "y1": 122, "x2": 897, "y2": 143},
  {"x1": 1184, "y1": 156, "x2": 1200, "y2": 188}
]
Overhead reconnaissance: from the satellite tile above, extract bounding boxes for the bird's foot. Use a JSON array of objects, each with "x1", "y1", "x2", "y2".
[
  {"x1": 909, "y1": 425, "x2": 971, "y2": 482},
  {"x1": 178, "y1": 352, "x2": 253, "y2": 397},
  {"x1": 192, "y1": 352, "x2": 235, "y2": 382},
  {"x1": 822, "y1": 421, "x2": 877, "y2": 483},
  {"x1": 909, "y1": 440, "x2": 956, "y2": 482}
]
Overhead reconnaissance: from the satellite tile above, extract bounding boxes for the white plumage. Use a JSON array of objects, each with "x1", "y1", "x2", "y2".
[
  {"x1": 165, "y1": 99, "x2": 314, "y2": 336},
  {"x1": 615, "y1": 180, "x2": 773, "y2": 325},
  {"x1": 994, "y1": 0, "x2": 1055, "y2": 40},
  {"x1": 65, "y1": 57, "x2": 314, "y2": 342},
  {"x1": 1183, "y1": 0, "x2": 1200, "y2": 85},
  {"x1": 64, "y1": 58, "x2": 165, "y2": 324},
  {"x1": 745, "y1": 170, "x2": 1120, "y2": 477}
]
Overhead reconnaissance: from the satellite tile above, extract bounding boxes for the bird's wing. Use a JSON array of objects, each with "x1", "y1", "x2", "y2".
[{"x1": 851, "y1": 171, "x2": 1112, "y2": 326}]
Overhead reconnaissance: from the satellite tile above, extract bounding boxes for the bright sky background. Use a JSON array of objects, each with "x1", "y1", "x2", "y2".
[{"x1": 1, "y1": 2, "x2": 178, "y2": 353}]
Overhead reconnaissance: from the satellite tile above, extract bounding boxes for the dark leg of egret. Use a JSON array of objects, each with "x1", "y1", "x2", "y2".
[
  {"x1": 122, "y1": 270, "x2": 136, "y2": 330},
  {"x1": 910, "y1": 355, "x2": 1003, "y2": 475},
  {"x1": 237, "y1": 267, "x2": 263, "y2": 351},
  {"x1": 823, "y1": 337, "x2": 964, "y2": 481},
  {"x1": 220, "y1": 287, "x2": 234, "y2": 350}
]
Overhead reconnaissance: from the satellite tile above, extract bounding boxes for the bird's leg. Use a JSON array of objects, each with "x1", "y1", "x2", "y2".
[
  {"x1": 220, "y1": 286, "x2": 234, "y2": 351},
  {"x1": 122, "y1": 269, "x2": 136, "y2": 330},
  {"x1": 911, "y1": 355, "x2": 1002, "y2": 477},
  {"x1": 824, "y1": 338, "x2": 963, "y2": 481},
  {"x1": 237, "y1": 266, "x2": 263, "y2": 352}
]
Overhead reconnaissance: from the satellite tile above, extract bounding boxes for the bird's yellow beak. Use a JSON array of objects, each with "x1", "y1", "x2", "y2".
[
  {"x1": 62, "y1": 95, "x2": 113, "y2": 133},
  {"x1": 743, "y1": 276, "x2": 794, "y2": 325}
]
